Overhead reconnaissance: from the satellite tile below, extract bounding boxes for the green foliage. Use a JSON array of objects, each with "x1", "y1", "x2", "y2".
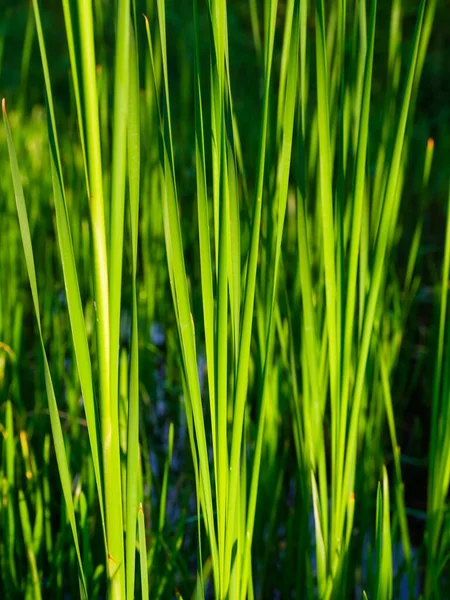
[{"x1": 1, "y1": 0, "x2": 449, "y2": 599}]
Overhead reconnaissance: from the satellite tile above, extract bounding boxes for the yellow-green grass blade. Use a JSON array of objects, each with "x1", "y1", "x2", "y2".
[
  {"x1": 193, "y1": 0, "x2": 217, "y2": 493},
  {"x1": 311, "y1": 471, "x2": 327, "y2": 598},
  {"x1": 370, "y1": 0, "x2": 402, "y2": 240},
  {"x1": 158, "y1": 422, "x2": 174, "y2": 533},
  {"x1": 200, "y1": 6, "x2": 231, "y2": 587},
  {"x1": 138, "y1": 504, "x2": 149, "y2": 600},
  {"x1": 296, "y1": 141, "x2": 323, "y2": 471},
  {"x1": 315, "y1": 0, "x2": 338, "y2": 421},
  {"x1": 192, "y1": 557, "x2": 212, "y2": 600},
  {"x1": 375, "y1": 466, "x2": 393, "y2": 600},
  {"x1": 3, "y1": 100, "x2": 87, "y2": 597},
  {"x1": 31, "y1": 456, "x2": 44, "y2": 557},
  {"x1": 42, "y1": 435, "x2": 53, "y2": 565},
  {"x1": 205, "y1": 5, "x2": 230, "y2": 598},
  {"x1": 221, "y1": 43, "x2": 242, "y2": 373},
  {"x1": 227, "y1": 121, "x2": 241, "y2": 373},
  {"x1": 315, "y1": 0, "x2": 340, "y2": 564},
  {"x1": 76, "y1": 0, "x2": 127, "y2": 592},
  {"x1": 30, "y1": 0, "x2": 106, "y2": 549},
  {"x1": 296, "y1": 0, "x2": 326, "y2": 480},
  {"x1": 299, "y1": 0, "x2": 309, "y2": 132},
  {"x1": 336, "y1": 0, "x2": 377, "y2": 544},
  {"x1": 18, "y1": 490, "x2": 42, "y2": 600},
  {"x1": 180, "y1": 368, "x2": 208, "y2": 598},
  {"x1": 108, "y1": 0, "x2": 130, "y2": 486},
  {"x1": 276, "y1": 0, "x2": 294, "y2": 146},
  {"x1": 61, "y1": 0, "x2": 90, "y2": 195},
  {"x1": 214, "y1": 77, "x2": 230, "y2": 600}
]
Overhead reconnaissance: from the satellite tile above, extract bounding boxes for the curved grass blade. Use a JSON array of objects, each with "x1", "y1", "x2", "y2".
[{"x1": 3, "y1": 98, "x2": 87, "y2": 597}]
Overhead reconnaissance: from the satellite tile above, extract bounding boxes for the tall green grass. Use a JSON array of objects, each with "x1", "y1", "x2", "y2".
[{"x1": 1, "y1": 0, "x2": 448, "y2": 598}]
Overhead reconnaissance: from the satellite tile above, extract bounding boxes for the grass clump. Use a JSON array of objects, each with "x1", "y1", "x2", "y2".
[{"x1": 1, "y1": 0, "x2": 449, "y2": 598}]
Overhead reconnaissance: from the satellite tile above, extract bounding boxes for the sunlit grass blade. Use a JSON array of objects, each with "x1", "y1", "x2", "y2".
[
  {"x1": 18, "y1": 490, "x2": 42, "y2": 600},
  {"x1": 138, "y1": 504, "x2": 149, "y2": 599},
  {"x1": 336, "y1": 0, "x2": 377, "y2": 548},
  {"x1": 158, "y1": 422, "x2": 174, "y2": 533},
  {"x1": 108, "y1": 0, "x2": 130, "y2": 487},
  {"x1": 312, "y1": 471, "x2": 328, "y2": 598},
  {"x1": 30, "y1": 0, "x2": 106, "y2": 548},
  {"x1": 374, "y1": 466, "x2": 392, "y2": 600},
  {"x1": 61, "y1": 0, "x2": 90, "y2": 194},
  {"x1": 315, "y1": 0, "x2": 337, "y2": 429},
  {"x1": 378, "y1": 344, "x2": 413, "y2": 591},
  {"x1": 76, "y1": 0, "x2": 127, "y2": 592},
  {"x1": 193, "y1": 0, "x2": 216, "y2": 492}
]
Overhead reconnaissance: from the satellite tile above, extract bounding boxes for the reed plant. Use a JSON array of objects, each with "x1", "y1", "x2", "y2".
[
  {"x1": 3, "y1": 0, "x2": 144, "y2": 594},
  {"x1": 1, "y1": 0, "x2": 448, "y2": 598}
]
